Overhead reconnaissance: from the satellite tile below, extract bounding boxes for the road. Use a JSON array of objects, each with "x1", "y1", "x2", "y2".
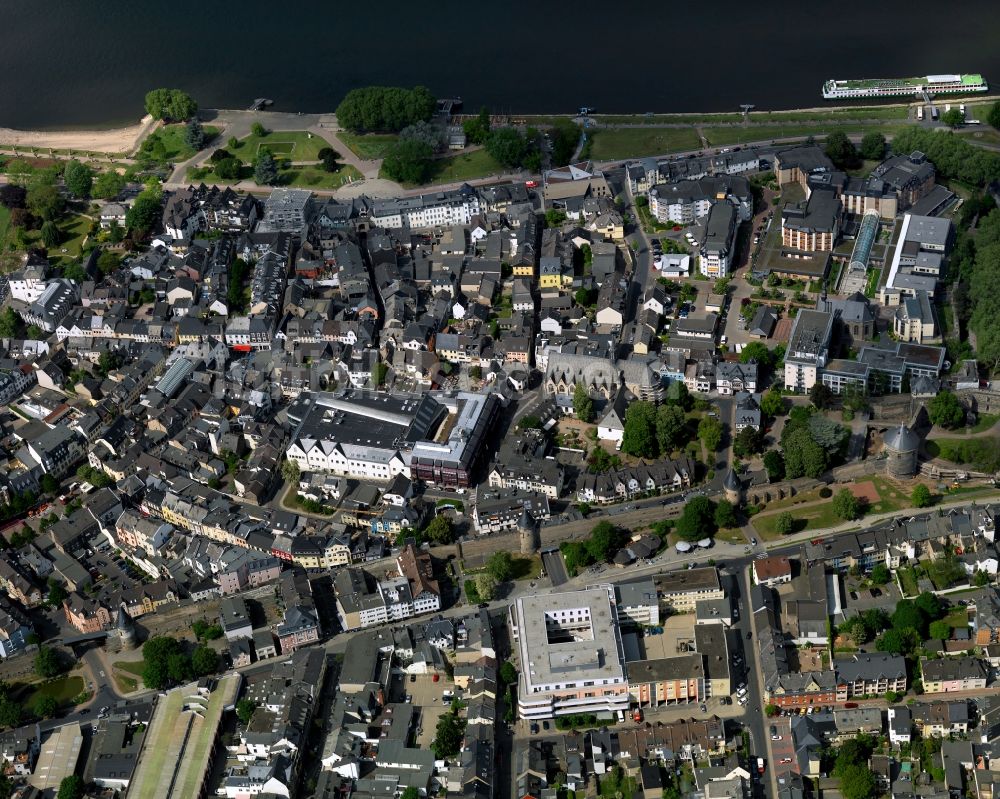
[{"x1": 736, "y1": 562, "x2": 774, "y2": 799}]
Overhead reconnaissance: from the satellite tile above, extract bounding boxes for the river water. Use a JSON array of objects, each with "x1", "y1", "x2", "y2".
[{"x1": 2, "y1": 0, "x2": 999, "y2": 129}]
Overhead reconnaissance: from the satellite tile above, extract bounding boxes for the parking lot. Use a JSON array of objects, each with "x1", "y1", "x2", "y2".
[{"x1": 401, "y1": 672, "x2": 460, "y2": 749}]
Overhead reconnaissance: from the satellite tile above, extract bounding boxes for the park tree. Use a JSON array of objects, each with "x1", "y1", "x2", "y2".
[
  {"x1": 144, "y1": 88, "x2": 198, "y2": 121},
  {"x1": 928, "y1": 390, "x2": 965, "y2": 428},
  {"x1": 621, "y1": 401, "x2": 658, "y2": 458},
  {"x1": 431, "y1": 707, "x2": 466, "y2": 759},
  {"x1": 870, "y1": 564, "x2": 890, "y2": 585},
  {"x1": 46, "y1": 578, "x2": 68, "y2": 608},
  {"x1": 892, "y1": 599, "x2": 928, "y2": 638},
  {"x1": 859, "y1": 131, "x2": 887, "y2": 161},
  {"x1": 698, "y1": 416, "x2": 723, "y2": 452},
  {"x1": 675, "y1": 496, "x2": 717, "y2": 541},
  {"x1": 254, "y1": 150, "x2": 280, "y2": 186},
  {"x1": 424, "y1": 515, "x2": 455, "y2": 545},
  {"x1": 739, "y1": 341, "x2": 772, "y2": 367},
  {"x1": 572, "y1": 383, "x2": 594, "y2": 422},
  {"x1": 0, "y1": 185, "x2": 26, "y2": 208},
  {"x1": 837, "y1": 763, "x2": 877, "y2": 799},
  {"x1": 92, "y1": 170, "x2": 126, "y2": 200},
  {"x1": 185, "y1": 118, "x2": 206, "y2": 150},
  {"x1": 929, "y1": 620, "x2": 952, "y2": 641},
  {"x1": 318, "y1": 147, "x2": 341, "y2": 172},
  {"x1": 825, "y1": 131, "x2": 859, "y2": 169},
  {"x1": 33, "y1": 695, "x2": 58, "y2": 719},
  {"x1": 0, "y1": 308, "x2": 20, "y2": 338},
  {"x1": 40, "y1": 220, "x2": 60, "y2": 248},
  {"x1": 57, "y1": 775, "x2": 85, "y2": 799},
  {"x1": 63, "y1": 160, "x2": 93, "y2": 198},
  {"x1": 280, "y1": 458, "x2": 301, "y2": 484},
  {"x1": 335, "y1": 85, "x2": 436, "y2": 133},
  {"x1": 782, "y1": 428, "x2": 828, "y2": 479},
  {"x1": 400, "y1": 120, "x2": 447, "y2": 151},
  {"x1": 760, "y1": 389, "x2": 785, "y2": 418},
  {"x1": 486, "y1": 551, "x2": 514, "y2": 583},
  {"x1": 549, "y1": 118, "x2": 582, "y2": 167},
  {"x1": 775, "y1": 511, "x2": 794, "y2": 535},
  {"x1": 655, "y1": 404, "x2": 688, "y2": 454},
  {"x1": 809, "y1": 382, "x2": 833, "y2": 409},
  {"x1": 586, "y1": 521, "x2": 624, "y2": 562},
  {"x1": 911, "y1": 484, "x2": 932, "y2": 508},
  {"x1": 27, "y1": 183, "x2": 64, "y2": 221},
  {"x1": 34, "y1": 646, "x2": 62, "y2": 679},
  {"x1": 125, "y1": 184, "x2": 163, "y2": 235},
  {"x1": 236, "y1": 698, "x2": 257, "y2": 725},
  {"x1": 0, "y1": 697, "x2": 21, "y2": 730},
  {"x1": 914, "y1": 592, "x2": 945, "y2": 621},
  {"x1": 942, "y1": 108, "x2": 965, "y2": 128},
  {"x1": 191, "y1": 646, "x2": 219, "y2": 676},
  {"x1": 733, "y1": 426, "x2": 764, "y2": 458},
  {"x1": 142, "y1": 636, "x2": 184, "y2": 689},
  {"x1": 474, "y1": 573, "x2": 497, "y2": 602},
  {"x1": 251, "y1": 121, "x2": 267, "y2": 138},
  {"x1": 486, "y1": 127, "x2": 532, "y2": 169},
  {"x1": 382, "y1": 138, "x2": 434, "y2": 185},
  {"x1": 832, "y1": 488, "x2": 861, "y2": 521},
  {"x1": 714, "y1": 500, "x2": 738, "y2": 529},
  {"x1": 215, "y1": 157, "x2": 242, "y2": 180},
  {"x1": 97, "y1": 250, "x2": 120, "y2": 275},
  {"x1": 499, "y1": 660, "x2": 518, "y2": 686},
  {"x1": 463, "y1": 107, "x2": 492, "y2": 145}
]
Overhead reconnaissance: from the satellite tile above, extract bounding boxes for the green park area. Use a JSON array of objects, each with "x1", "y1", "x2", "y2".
[
  {"x1": 585, "y1": 105, "x2": 910, "y2": 126},
  {"x1": 153, "y1": 124, "x2": 220, "y2": 161},
  {"x1": 702, "y1": 122, "x2": 913, "y2": 148},
  {"x1": 587, "y1": 127, "x2": 702, "y2": 160},
  {"x1": 19, "y1": 674, "x2": 85, "y2": 708},
  {"x1": 337, "y1": 131, "x2": 400, "y2": 160},
  {"x1": 752, "y1": 476, "x2": 909, "y2": 540},
  {"x1": 229, "y1": 129, "x2": 327, "y2": 162},
  {"x1": 415, "y1": 149, "x2": 504, "y2": 186},
  {"x1": 188, "y1": 161, "x2": 361, "y2": 189}
]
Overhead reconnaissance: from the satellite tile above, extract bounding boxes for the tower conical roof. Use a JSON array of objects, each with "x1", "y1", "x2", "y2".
[
  {"x1": 723, "y1": 467, "x2": 741, "y2": 491},
  {"x1": 884, "y1": 424, "x2": 920, "y2": 452}
]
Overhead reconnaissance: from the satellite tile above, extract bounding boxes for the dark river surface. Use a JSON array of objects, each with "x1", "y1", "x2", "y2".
[{"x1": 2, "y1": 0, "x2": 999, "y2": 129}]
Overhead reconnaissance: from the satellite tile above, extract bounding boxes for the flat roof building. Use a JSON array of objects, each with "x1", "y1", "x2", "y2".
[{"x1": 509, "y1": 587, "x2": 629, "y2": 720}]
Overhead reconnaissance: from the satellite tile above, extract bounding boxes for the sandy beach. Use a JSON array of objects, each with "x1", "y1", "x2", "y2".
[{"x1": 0, "y1": 114, "x2": 157, "y2": 153}]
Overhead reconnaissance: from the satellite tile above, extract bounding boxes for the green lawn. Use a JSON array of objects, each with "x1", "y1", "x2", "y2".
[
  {"x1": 52, "y1": 213, "x2": 93, "y2": 263},
  {"x1": 114, "y1": 672, "x2": 138, "y2": 694},
  {"x1": 958, "y1": 127, "x2": 1000, "y2": 147},
  {"x1": 510, "y1": 555, "x2": 542, "y2": 581},
  {"x1": 753, "y1": 502, "x2": 846, "y2": 540},
  {"x1": 24, "y1": 675, "x2": 85, "y2": 706},
  {"x1": 337, "y1": 131, "x2": 400, "y2": 160},
  {"x1": 588, "y1": 127, "x2": 702, "y2": 159},
  {"x1": 702, "y1": 123, "x2": 915, "y2": 147},
  {"x1": 188, "y1": 162, "x2": 362, "y2": 189},
  {"x1": 430, "y1": 149, "x2": 504, "y2": 183},
  {"x1": 282, "y1": 164, "x2": 363, "y2": 188},
  {"x1": 969, "y1": 413, "x2": 1000, "y2": 434},
  {"x1": 589, "y1": 106, "x2": 910, "y2": 126},
  {"x1": 926, "y1": 438, "x2": 1000, "y2": 472},
  {"x1": 114, "y1": 659, "x2": 146, "y2": 677},
  {"x1": 229, "y1": 130, "x2": 328, "y2": 163},
  {"x1": 155, "y1": 124, "x2": 220, "y2": 162}
]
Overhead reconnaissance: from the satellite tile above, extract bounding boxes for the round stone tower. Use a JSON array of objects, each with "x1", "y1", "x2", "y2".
[
  {"x1": 884, "y1": 423, "x2": 920, "y2": 478},
  {"x1": 116, "y1": 606, "x2": 137, "y2": 651},
  {"x1": 723, "y1": 467, "x2": 743, "y2": 506},
  {"x1": 518, "y1": 506, "x2": 539, "y2": 556}
]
